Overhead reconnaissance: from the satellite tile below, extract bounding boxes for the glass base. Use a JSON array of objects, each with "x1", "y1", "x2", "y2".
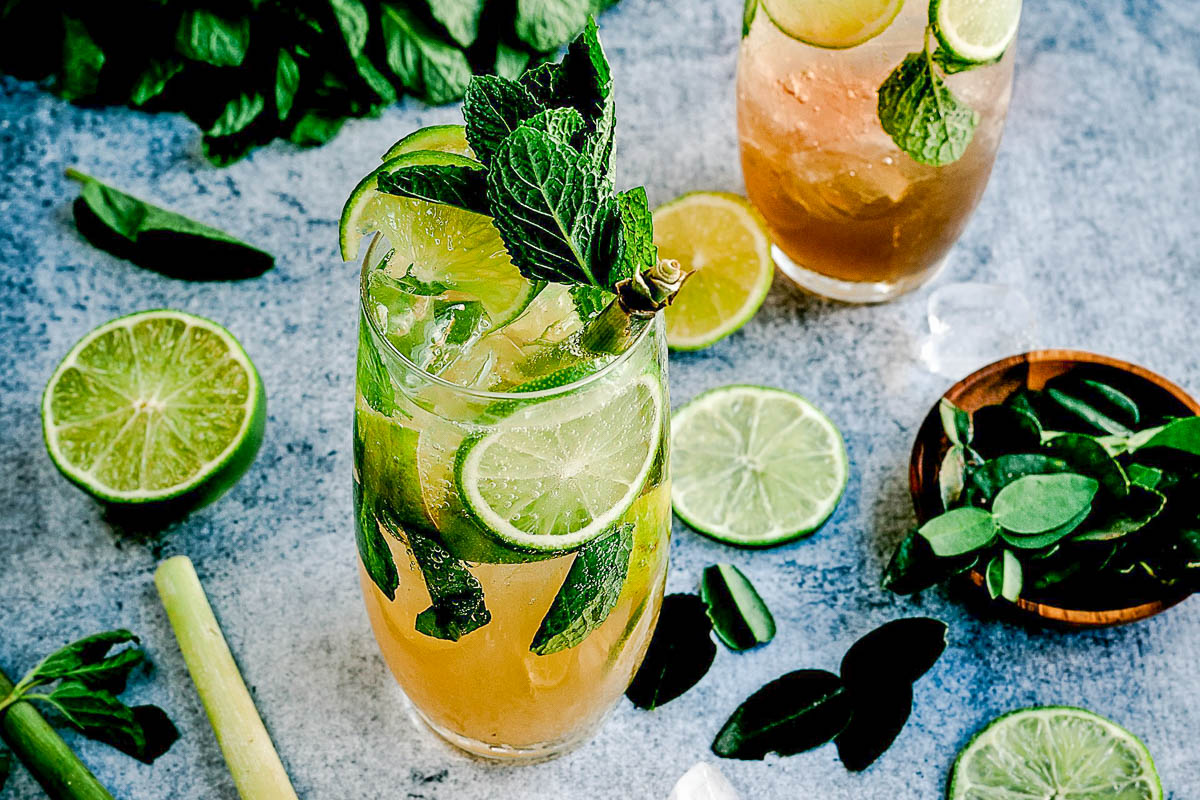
[
  {"x1": 772, "y1": 244, "x2": 949, "y2": 304},
  {"x1": 404, "y1": 694, "x2": 605, "y2": 763}
]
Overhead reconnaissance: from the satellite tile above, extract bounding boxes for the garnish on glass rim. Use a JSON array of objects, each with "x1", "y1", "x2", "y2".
[{"x1": 377, "y1": 19, "x2": 689, "y2": 355}]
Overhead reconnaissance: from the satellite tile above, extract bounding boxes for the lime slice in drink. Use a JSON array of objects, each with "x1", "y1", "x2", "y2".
[
  {"x1": 42, "y1": 310, "x2": 265, "y2": 511},
  {"x1": 655, "y1": 192, "x2": 773, "y2": 351},
  {"x1": 381, "y1": 124, "x2": 472, "y2": 161},
  {"x1": 455, "y1": 374, "x2": 665, "y2": 553},
  {"x1": 931, "y1": 0, "x2": 1021, "y2": 64},
  {"x1": 761, "y1": 0, "x2": 905, "y2": 48},
  {"x1": 671, "y1": 385, "x2": 847, "y2": 546},
  {"x1": 949, "y1": 707, "x2": 1162, "y2": 800},
  {"x1": 340, "y1": 149, "x2": 537, "y2": 328}
]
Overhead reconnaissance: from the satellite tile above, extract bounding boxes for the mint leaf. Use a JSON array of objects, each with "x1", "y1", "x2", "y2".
[
  {"x1": 355, "y1": 487, "x2": 400, "y2": 601},
  {"x1": 28, "y1": 630, "x2": 142, "y2": 691},
  {"x1": 377, "y1": 163, "x2": 490, "y2": 215},
  {"x1": 59, "y1": 16, "x2": 104, "y2": 101},
  {"x1": 288, "y1": 111, "x2": 345, "y2": 146},
  {"x1": 713, "y1": 670, "x2": 853, "y2": 760},
  {"x1": 932, "y1": 46, "x2": 1000, "y2": 75},
  {"x1": 380, "y1": 3, "x2": 471, "y2": 105},
  {"x1": 531, "y1": 523, "x2": 633, "y2": 655},
  {"x1": 487, "y1": 126, "x2": 612, "y2": 288},
  {"x1": 206, "y1": 92, "x2": 265, "y2": 138},
  {"x1": 393, "y1": 263, "x2": 452, "y2": 296},
  {"x1": 516, "y1": 0, "x2": 603, "y2": 52},
  {"x1": 520, "y1": 107, "x2": 586, "y2": 145},
  {"x1": 569, "y1": 285, "x2": 610, "y2": 320},
  {"x1": 878, "y1": 51, "x2": 978, "y2": 167},
  {"x1": 463, "y1": 75, "x2": 545, "y2": 166},
  {"x1": 36, "y1": 682, "x2": 179, "y2": 765},
  {"x1": 331, "y1": 0, "x2": 396, "y2": 104},
  {"x1": 275, "y1": 50, "x2": 300, "y2": 120},
  {"x1": 611, "y1": 186, "x2": 658, "y2": 286},
  {"x1": 400, "y1": 519, "x2": 491, "y2": 641},
  {"x1": 129, "y1": 60, "x2": 182, "y2": 107},
  {"x1": 175, "y1": 9, "x2": 249, "y2": 68},
  {"x1": 495, "y1": 43, "x2": 532, "y2": 81},
  {"x1": 425, "y1": 0, "x2": 485, "y2": 49}
]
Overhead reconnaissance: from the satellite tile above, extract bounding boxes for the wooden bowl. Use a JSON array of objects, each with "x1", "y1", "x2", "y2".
[{"x1": 909, "y1": 349, "x2": 1200, "y2": 628}]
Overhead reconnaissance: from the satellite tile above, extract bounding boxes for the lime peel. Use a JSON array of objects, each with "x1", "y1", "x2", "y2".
[{"x1": 761, "y1": 0, "x2": 906, "y2": 49}]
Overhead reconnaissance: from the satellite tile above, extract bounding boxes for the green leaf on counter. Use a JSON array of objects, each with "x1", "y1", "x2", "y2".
[
  {"x1": 59, "y1": 16, "x2": 104, "y2": 101},
  {"x1": 27, "y1": 630, "x2": 143, "y2": 693},
  {"x1": 877, "y1": 50, "x2": 977, "y2": 167},
  {"x1": 67, "y1": 170, "x2": 274, "y2": 280},
  {"x1": 531, "y1": 523, "x2": 633, "y2": 655},
  {"x1": 992, "y1": 474, "x2": 1098, "y2": 534},
  {"x1": 918, "y1": 507, "x2": 998, "y2": 557},
  {"x1": 207, "y1": 92, "x2": 265, "y2": 138},
  {"x1": 712, "y1": 669, "x2": 852, "y2": 760},
  {"x1": 425, "y1": 0, "x2": 485, "y2": 48},
  {"x1": 516, "y1": 0, "x2": 595, "y2": 52},
  {"x1": 275, "y1": 50, "x2": 301, "y2": 120},
  {"x1": 287, "y1": 110, "x2": 346, "y2": 146},
  {"x1": 175, "y1": 9, "x2": 249, "y2": 67},
  {"x1": 626, "y1": 594, "x2": 717, "y2": 710},
  {"x1": 985, "y1": 550, "x2": 1022, "y2": 601},
  {"x1": 699, "y1": 564, "x2": 776, "y2": 651},
  {"x1": 839, "y1": 618, "x2": 947, "y2": 688},
  {"x1": 835, "y1": 682, "x2": 913, "y2": 771},
  {"x1": 495, "y1": 43, "x2": 533, "y2": 81},
  {"x1": 130, "y1": 59, "x2": 183, "y2": 107}
]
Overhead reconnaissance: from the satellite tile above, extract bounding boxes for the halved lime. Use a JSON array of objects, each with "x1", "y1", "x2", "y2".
[
  {"x1": 931, "y1": 0, "x2": 1021, "y2": 64},
  {"x1": 340, "y1": 149, "x2": 537, "y2": 328},
  {"x1": 671, "y1": 385, "x2": 847, "y2": 546},
  {"x1": 42, "y1": 310, "x2": 265, "y2": 512},
  {"x1": 949, "y1": 707, "x2": 1162, "y2": 800},
  {"x1": 655, "y1": 192, "x2": 773, "y2": 351},
  {"x1": 455, "y1": 374, "x2": 665, "y2": 553},
  {"x1": 761, "y1": 0, "x2": 905, "y2": 48},
  {"x1": 381, "y1": 124, "x2": 472, "y2": 161}
]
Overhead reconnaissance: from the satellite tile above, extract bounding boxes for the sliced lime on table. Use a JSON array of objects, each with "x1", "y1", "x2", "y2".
[
  {"x1": 761, "y1": 0, "x2": 906, "y2": 49},
  {"x1": 950, "y1": 706, "x2": 1162, "y2": 800},
  {"x1": 380, "y1": 124, "x2": 472, "y2": 161},
  {"x1": 456, "y1": 374, "x2": 664, "y2": 553},
  {"x1": 671, "y1": 385, "x2": 848, "y2": 547},
  {"x1": 42, "y1": 310, "x2": 265, "y2": 512},
  {"x1": 654, "y1": 192, "x2": 773, "y2": 351},
  {"x1": 340, "y1": 149, "x2": 537, "y2": 328},
  {"x1": 931, "y1": 0, "x2": 1022, "y2": 63}
]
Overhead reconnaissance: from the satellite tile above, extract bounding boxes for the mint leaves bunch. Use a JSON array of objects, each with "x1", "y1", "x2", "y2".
[
  {"x1": 378, "y1": 19, "x2": 685, "y2": 352},
  {"x1": 887, "y1": 376, "x2": 1200, "y2": 606}
]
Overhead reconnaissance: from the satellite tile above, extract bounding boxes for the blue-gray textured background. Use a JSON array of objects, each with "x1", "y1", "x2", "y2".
[{"x1": 2, "y1": 0, "x2": 1198, "y2": 797}]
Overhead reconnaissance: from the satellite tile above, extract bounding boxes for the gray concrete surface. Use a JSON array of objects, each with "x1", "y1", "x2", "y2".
[{"x1": 2, "y1": 0, "x2": 1198, "y2": 797}]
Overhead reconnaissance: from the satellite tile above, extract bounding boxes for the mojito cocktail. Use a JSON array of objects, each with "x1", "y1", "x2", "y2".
[
  {"x1": 345, "y1": 22, "x2": 681, "y2": 760},
  {"x1": 738, "y1": 0, "x2": 1020, "y2": 302}
]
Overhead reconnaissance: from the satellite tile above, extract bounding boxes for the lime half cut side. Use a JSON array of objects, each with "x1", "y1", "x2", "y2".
[
  {"x1": 42, "y1": 310, "x2": 265, "y2": 510},
  {"x1": 456, "y1": 374, "x2": 665, "y2": 553},
  {"x1": 381, "y1": 124, "x2": 472, "y2": 161},
  {"x1": 932, "y1": 0, "x2": 1021, "y2": 63},
  {"x1": 340, "y1": 149, "x2": 538, "y2": 329},
  {"x1": 671, "y1": 385, "x2": 847, "y2": 547},
  {"x1": 655, "y1": 192, "x2": 773, "y2": 351},
  {"x1": 949, "y1": 707, "x2": 1162, "y2": 800},
  {"x1": 761, "y1": 0, "x2": 905, "y2": 48}
]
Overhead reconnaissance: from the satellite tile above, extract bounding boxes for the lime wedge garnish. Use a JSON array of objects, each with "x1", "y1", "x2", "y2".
[
  {"x1": 931, "y1": 0, "x2": 1021, "y2": 63},
  {"x1": 380, "y1": 124, "x2": 472, "y2": 161},
  {"x1": 655, "y1": 192, "x2": 773, "y2": 351},
  {"x1": 761, "y1": 0, "x2": 905, "y2": 48},
  {"x1": 455, "y1": 374, "x2": 664, "y2": 553},
  {"x1": 671, "y1": 385, "x2": 847, "y2": 546},
  {"x1": 42, "y1": 310, "x2": 265, "y2": 510},
  {"x1": 950, "y1": 707, "x2": 1162, "y2": 800},
  {"x1": 340, "y1": 149, "x2": 538, "y2": 328}
]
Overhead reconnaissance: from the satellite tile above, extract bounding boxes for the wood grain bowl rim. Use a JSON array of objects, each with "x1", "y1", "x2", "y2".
[{"x1": 909, "y1": 349, "x2": 1199, "y2": 629}]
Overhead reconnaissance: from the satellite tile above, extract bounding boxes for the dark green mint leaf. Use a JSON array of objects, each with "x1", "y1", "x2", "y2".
[
  {"x1": 940, "y1": 445, "x2": 967, "y2": 510},
  {"x1": 530, "y1": 523, "x2": 633, "y2": 655},
  {"x1": 878, "y1": 51, "x2": 978, "y2": 166},
  {"x1": 129, "y1": 60, "x2": 183, "y2": 107},
  {"x1": 330, "y1": 0, "x2": 370, "y2": 55},
  {"x1": 1128, "y1": 417, "x2": 1200, "y2": 456},
  {"x1": 931, "y1": 46, "x2": 1000, "y2": 74},
  {"x1": 839, "y1": 618, "x2": 947, "y2": 688},
  {"x1": 569, "y1": 285, "x2": 610, "y2": 320},
  {"x1": 968, "y1": 454, "x2": 1072, "y2": 501},
  {"x1": 377, "y1": 162, "x2": 490, "y2": 215},
  {"x1": 1071, "y1": 485, "x2": 1166, "y2": 543},
  {"x1": 939, "y1": 398, "x2": 972, "y2": 447},
  {"x1": 985, "y1": 550, "x2": 1022, "y2": 601},
  {"x1": 487, "y1": 126, "x2": 611, "y2": 288},
  {"x1": 463, "y1": 75, "x2": 545, "y2": 166},
  {"x1": 380, "y1": 3, "x2": 471, "y2": 105},
  {"x1": 122, "y1": 705, "x2": 181, "y2": 764},
  {"x1": 516, "y1": 0, "x2": 594, "y2": 52},
  {"x1": 1042, "y1": 433, "x2": 1130, "y2": 498},
  {"x1": 206, "y1": 92, "x2": 265, "y2": 138},
  {"x1": 288, "y1": 111, "x2": 346, "y2": 146},
  {"x1": 70, "y1": 172, "x2": 274, "y2": 280},
  {"x1": 626, "y1": 594, "x2": 716, "y2": 710},
  {"x1": 917, "y1": 507, "x2": 998, "y2": 557},
  {"x1": 610, "y1": 186, "x2": 657, "y2": 287},
  {"x1": 520, "y1": 107, "x2": 586, "y2": 144},
  {"x1": 354, "y1": 487, "x2": 400, "y2": 601},
  {"x1": 355, "y1": 313, "x2": 398, "y2": 416},
  {"x1": 699, "y1": 564, "x2": 776, "y2": 651},
  {"x1": 835, "y1": 683, "x2": 912, "y2": 771},
  {"x1": 882, "y1": 529, "x2": 977, "y2": 595},
  {"x1": 424, "y1": 0, "x2": 485, "y2": 48},
  {"x1": 40, "y1": 681, "x2": 142, "y2": 753},
  {"x1": 972, "y1": 405, "x2": 1042, "y2": 459},
  {"x1": 59, "y1": 16, "x2": 104, "y2": 101},
  {"x1": 712, "y1": 669, "x2": 852, "y2": 760},
  {"x1": 175, "y1": 9, "x2": 249, "y2": 68},
  {"x1": 275, "y1": 50, "x2": 300, "y2": 120},
  {"x1": 495, "y1": 43, "x2": 532, "y2": 81},
  {"x1": 992, "y1": 474, "x2": 1099, "y2": 534}
]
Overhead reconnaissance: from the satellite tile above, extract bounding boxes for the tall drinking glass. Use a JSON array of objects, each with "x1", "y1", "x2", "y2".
[
  {"x1": 353, "y1": 236, "x2": 671, "y2": 760},
  {"x1": 737, "y1": 2, "x2": 1019, "y2": 302}
]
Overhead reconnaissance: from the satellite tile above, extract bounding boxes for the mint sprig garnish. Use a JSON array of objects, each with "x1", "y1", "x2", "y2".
[{"x1": 877, "y1": 29, "x2": 979, "y2": 167}]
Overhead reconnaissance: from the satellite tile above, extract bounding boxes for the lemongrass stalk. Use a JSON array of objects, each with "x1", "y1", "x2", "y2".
[
  {"x1": 154, "y1": 556, "x2": 298, "y2": 800},
  {"x1": 577, "y1": 258, "x2": 688, "y2": 355},
  {"x1": 0, "y1": 669, "x2": 114, "y2": 800}
]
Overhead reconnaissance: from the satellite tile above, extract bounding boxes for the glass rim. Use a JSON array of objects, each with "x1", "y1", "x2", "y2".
[{"x1": 357, "y1": 231, "x2": 657, "y2": 401}]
